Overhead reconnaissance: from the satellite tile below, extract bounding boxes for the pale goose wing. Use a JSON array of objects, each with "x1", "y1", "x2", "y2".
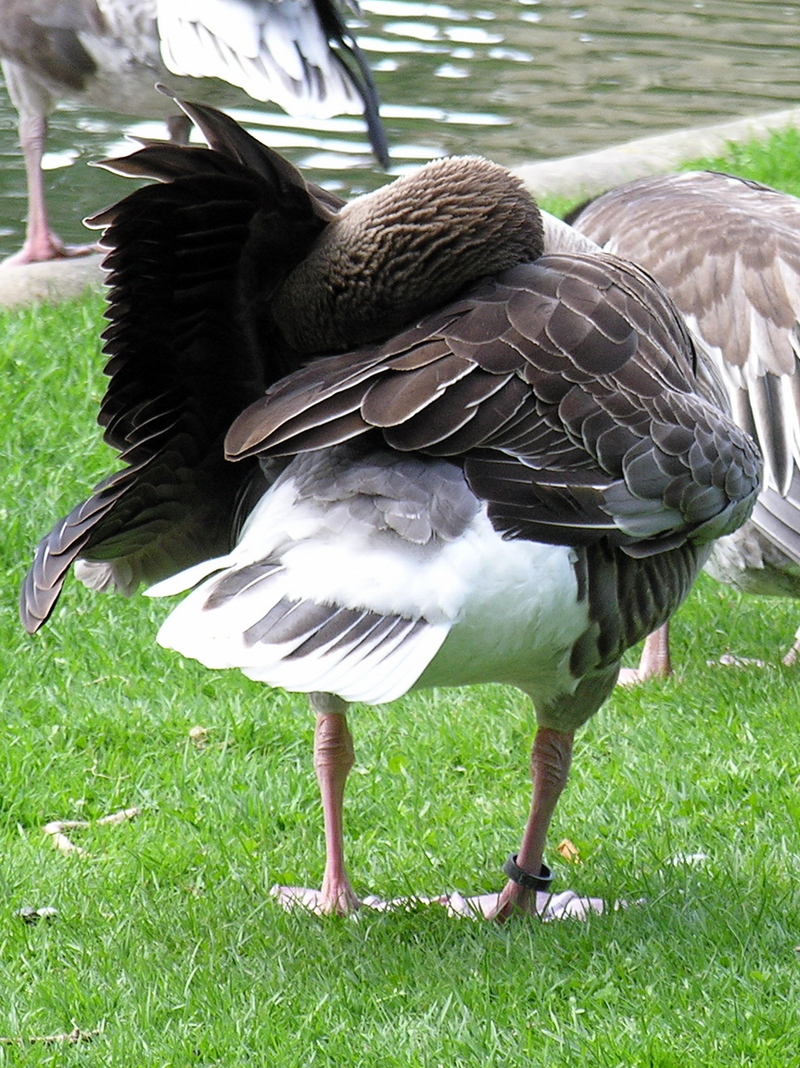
[
  {"x1": 156, "y1": 0, "x2": 388, "y2": 165},
  {"x1": 227, "y1": 252, "x2": 760, "y2": 560},
  {"x1": 20, "y1": 104, "x2": 340, "y2": 633},
  {"x1": 569, "y1": 171, "x2": 800, "y2": 564}
]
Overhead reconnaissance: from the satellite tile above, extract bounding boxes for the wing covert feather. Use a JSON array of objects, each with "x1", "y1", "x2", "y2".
[
  {"x1": 227, "y1": 252, "x2": 761, "y2": 556},
  {"x1": 572, "y1": 170, "x2": 800, "y2": 500}
]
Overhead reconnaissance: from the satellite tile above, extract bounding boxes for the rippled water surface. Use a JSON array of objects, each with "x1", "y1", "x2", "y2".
[{"x1": 1, "y1": 0, "x2": 800, "y2": 257}]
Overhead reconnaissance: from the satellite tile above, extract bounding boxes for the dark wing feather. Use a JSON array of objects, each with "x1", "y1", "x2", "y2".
[
  {"x1": 572, "y1": 170, "x2": 800, "y2": 505},
  {"x1": 227, "y1": 252, "x2": 761, "y2": 556},
  {"x1": 20, "y1": 103, "x2": 334, "y2": 634},
  {"x1": 305, "y1": 0, "x2": 390, "y2": 169}
]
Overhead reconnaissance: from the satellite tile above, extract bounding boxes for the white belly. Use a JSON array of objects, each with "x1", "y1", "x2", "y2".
[
  {"x1": 152, "y1": 481, "x2": 589, "y2": 710},
  {"x1": 415, "y1": 535, "x2": 587, "y2": 706}
]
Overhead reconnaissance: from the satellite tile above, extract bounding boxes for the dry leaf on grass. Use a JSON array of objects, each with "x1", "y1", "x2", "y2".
[
  {"x1": 188, "y1": 725, "x2": 210, "y2": 748},
  {"x1": 557, "y1": 838, "x2": 581, "y2": 863}
]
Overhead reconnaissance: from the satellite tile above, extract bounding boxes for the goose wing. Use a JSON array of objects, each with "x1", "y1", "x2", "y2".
[
  {"x1": 228, "y1": 251, "x2": 761, "y2": 557},
  {"x1": 156, "y1": 0, "x2": 388, "y2": 166},
  {"x1": 570, "y1": 171, "x2": 800, "y2": 522},
  {"x1": 20, "y1": 99, "x2": 338, "y2": 633}
]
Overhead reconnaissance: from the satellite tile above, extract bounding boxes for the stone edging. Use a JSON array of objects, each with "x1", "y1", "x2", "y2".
[
  {"x1": 513, "y1": 105, "x2": 800, "y2": 200},
  {"x1": 0, "y1": 253, "x2": 105, "y2": 310}
]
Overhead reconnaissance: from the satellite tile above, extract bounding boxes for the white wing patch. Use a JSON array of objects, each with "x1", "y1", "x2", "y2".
[{"x1": 156, "y1": 0, "x2": 361, "y2": 117}]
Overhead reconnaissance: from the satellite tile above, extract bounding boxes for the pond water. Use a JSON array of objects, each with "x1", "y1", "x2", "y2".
[{"x1": 1, "y1": 0, "x2": 800, "y2": 258}]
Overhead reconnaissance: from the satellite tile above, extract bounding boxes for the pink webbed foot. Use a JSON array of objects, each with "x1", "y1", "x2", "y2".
[
  {"x1": 444, "y1": 885, "x2": 609, "y2": 922},
  {"x1": 2, "y1": 234, "x2": 99, "y2": 266},
  {"x1": 270, "y1": 881, "x2": 362, "y2": 916}
]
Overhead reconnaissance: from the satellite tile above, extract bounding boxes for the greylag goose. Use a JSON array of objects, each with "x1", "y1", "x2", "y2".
[
  {"x1": 20, "y1": 98, "x2": 760, "y2": 919},
  {"x1": 569, "y1": 171, "x2": 800, "y2": 679},
  {"x1": 0, "y1": 0, "x2": 387, "y2": 265}
]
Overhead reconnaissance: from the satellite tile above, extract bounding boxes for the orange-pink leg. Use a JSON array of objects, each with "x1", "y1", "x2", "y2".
[
  {"x1": 487, "y1": 726, "x2": 574, "y2": 921},
  {"x1": 271, "y1": 694, "x2": 360, "y2": 915},
  {"x1": 313, "y1": 701, "x2": 360, "y2": 915},
  {"x1": 3, "y1": 112, "x2": 95, "y2": 266},
  {"x1": 617, "y1": 622, "x2": 672, "y2": 686}
]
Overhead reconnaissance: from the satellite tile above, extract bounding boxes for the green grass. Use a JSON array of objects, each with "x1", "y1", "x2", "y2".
[
  {"x1": 2, "y1": 131, "x2": 800, "y2": 1066},
  {"x1": 683, "y1": 126, "x2": 800, "y2": 199}
]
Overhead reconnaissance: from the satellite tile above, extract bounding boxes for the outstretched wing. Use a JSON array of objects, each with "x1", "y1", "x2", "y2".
[
  {"x1": 227, "y1": 251, "x2": 761, "y2": 557},
  {"x1": 20, "y1": 99, "x2": 338, "y2": 633}
]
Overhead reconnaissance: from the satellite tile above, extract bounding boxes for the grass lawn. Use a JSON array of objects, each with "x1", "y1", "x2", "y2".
[{"x1": 2, "y1": 133, "x2": 800, "y2": 1066}]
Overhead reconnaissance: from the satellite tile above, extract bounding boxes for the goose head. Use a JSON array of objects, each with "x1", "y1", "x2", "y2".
[{"x1": 272, "y1": 156, "x2": 545, "y2": 354}]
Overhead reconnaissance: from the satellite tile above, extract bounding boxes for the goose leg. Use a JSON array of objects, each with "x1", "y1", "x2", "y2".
[
  {"x1": 4, "y1": 112, "x2": 95, "y2": 265},
  {"x1": 313, "y1": 700, "x2": 360, "y2": 914},
  {"x1": 782, "y1": 623, "x2": 800, "y2": 666},
  {"x1": 617, "y1": 622, "x2": 672, "y2": 685},
  {"x1": 166, "y1": 114, "x2": 192, "y2": 146},
  {"x1": 3, "y1": 109, "x2": 194, "y2": 267},
  {"x1": 486, "y1": 726, "x2": 575, "y2": 921},
  {"x1": 271, "y1": 693, "x2": 361, "y2": 915}
]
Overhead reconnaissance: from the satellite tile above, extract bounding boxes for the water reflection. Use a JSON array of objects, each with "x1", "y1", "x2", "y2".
[{"x1": 1, "y1": 0, "x2": 800, "y2": 257}]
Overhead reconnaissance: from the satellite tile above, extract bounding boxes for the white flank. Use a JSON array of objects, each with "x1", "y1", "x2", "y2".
[{"x1": 150, "y1": 465, "x2": 589, "y2": 706}]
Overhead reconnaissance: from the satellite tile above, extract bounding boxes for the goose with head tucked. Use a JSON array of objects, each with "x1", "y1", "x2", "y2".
[
  {"x1": 0, "y1": 0, "x2": 387, "y2": 265},
  {"x1": 570, "y1": 171, "x2": 800, "y2": 680},
  {"x1": 20, "y1": 98, "x2": 760, "y2": 919}
]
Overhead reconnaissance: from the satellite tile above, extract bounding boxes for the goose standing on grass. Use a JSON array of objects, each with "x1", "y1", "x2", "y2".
[
  {"x1": 0, "y1": 0, "x2": 387, "y2": 265},
  {"x1": 20, "y1": 97, "x2": 761, "y2": 920},
  {"x1": 570, "y1": 171, "x2": 800, "y2": 680}
]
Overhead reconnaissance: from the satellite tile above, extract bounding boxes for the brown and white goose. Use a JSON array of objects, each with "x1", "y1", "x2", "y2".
[
  {"x1": 0, "y1": 0, "x2": 387, "y2": 264},
  {"x1": 570, "y1": 171, "x2": 800, "y2": 679},
  {"x1": 20, "y1": 98, "x2": 760, "y2": 919}
]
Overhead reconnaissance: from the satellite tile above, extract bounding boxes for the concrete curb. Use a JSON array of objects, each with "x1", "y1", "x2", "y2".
[
  {"x1": 0, "y1": 253, "x2": 105, "y2": 310},
  {"x1": 513, "y1": 105, "x2": 800, "y2": 200},
  {"x1": 3, "y1": 104, "x2": 800, "y2": 309}
]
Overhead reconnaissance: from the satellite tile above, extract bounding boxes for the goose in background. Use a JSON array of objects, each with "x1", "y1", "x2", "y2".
[
  {"x1": 0, "y1": 0, "x2": 387, "y2": 265},
  {"x1": 569, "y1": 171, "x2": 800, "y2": 680},
  {"x1": 20, "y1": 97, "x2": 760, "y2": 919}
]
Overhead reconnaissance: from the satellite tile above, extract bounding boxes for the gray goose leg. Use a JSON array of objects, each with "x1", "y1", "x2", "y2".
[
  {"x1": 6, "y1": 113, "x2": 66, "y2": 265},
  {"x1": 7, "y1": 112, "x2": 98, "y2": 265},
  {"x1": 6, "y1": 112, "x2": 193, "y2": 266},
  {"x1": 487, "y1": 727, "x2": 574, "y2": 921},
  {"x1": 617, "y1": 622, "x2": 672, "y2": 685},
  {"x1": 271, "y1": 693, "x2": 361, "y2": 915}
]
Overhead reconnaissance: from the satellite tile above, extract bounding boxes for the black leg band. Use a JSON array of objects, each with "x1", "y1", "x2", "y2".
[{"x1": 503, "y1": 854, "x2": 554, "y2": 892}]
